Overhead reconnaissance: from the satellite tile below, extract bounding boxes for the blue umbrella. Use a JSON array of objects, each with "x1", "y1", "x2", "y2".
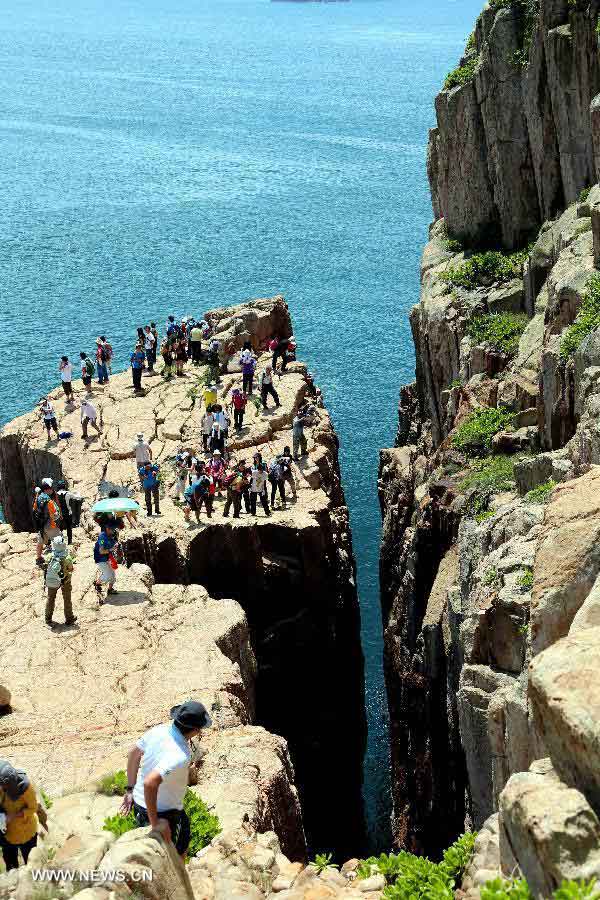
[{"x1": 92, "y1": 498, "x2": 140, "y2": 514}]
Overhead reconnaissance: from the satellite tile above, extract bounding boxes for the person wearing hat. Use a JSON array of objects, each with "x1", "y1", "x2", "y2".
[
  {"x1": 133, "y1": 434, "x2": 152, "y2": 482},
  {"x1": 80, "y1": 398, "x2": 102, "y2": 441},
  {"x1": 208, "y1": 449, "x2": 225, "y2": 495},
  {"x1": 120, "y1": 701, "x2": 212, "y2": 858},
  {"x1": 130, "y1": 342, "x2": 146, "y2": 394},
  {"x1": 45, "y1": 535, "x2": 77, "y2": 627},
  {"x1": 259, "y1": 365, "x2": 280, "y2": 410},
  {"x1": 0, "y1": 761, "x2": 40, "y2": 870}
]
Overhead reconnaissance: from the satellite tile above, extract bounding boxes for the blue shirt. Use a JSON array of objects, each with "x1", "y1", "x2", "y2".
[
  {"x1": 131, "y1": 350, "x2": 145, "y2": 369},
  {"x1": 94, "y1": 531, "x2": 117, "y2": 563},
  {"x1": 139, "y1": 464, "x2": 159, "y2": 489}
]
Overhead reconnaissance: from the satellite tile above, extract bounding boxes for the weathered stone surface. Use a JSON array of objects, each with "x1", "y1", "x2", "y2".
[{"x1": 499, "y1": 760, "x2": 600, "y2": 897}]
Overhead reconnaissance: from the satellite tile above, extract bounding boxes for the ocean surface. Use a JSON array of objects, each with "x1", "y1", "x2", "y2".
[{"x1": 0, "y1": 0, "x2": 481, "y2": 851}]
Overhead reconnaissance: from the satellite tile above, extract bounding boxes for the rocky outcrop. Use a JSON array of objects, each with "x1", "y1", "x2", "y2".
[
  {"x1": 381, "y1": 120, "x2": 600, "y2": 883},
  {"x1": 429, "y1": 0, "x2": 600, "y2": 248},
  {"x1": 0, "y1": 296, "x2": 365, "y2": 859}
]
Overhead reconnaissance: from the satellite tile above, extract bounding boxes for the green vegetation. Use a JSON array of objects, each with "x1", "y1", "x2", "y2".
[
  {"x1": 103, "y1": 809, "x2": 137, "y2": 838},
  {"x1": 439, "y1": 249, "x2": 528, "y2": 291},
  {"x1": 518, "y1": 566, "x2": 534, "y2": 589},
  {"x1": 482, "y1": 878, "x2": 600, "y2": 900},
  {"x1": 98, "y1": 770, "x2": 128, "y2": 796},
  {"x1": 467, "y1": 313, "x2": 529, "y2": 356},
  {"x1": 452, "y1": 407, "x2": 515, "y2": 455},
  {"x1": 450, "y1": 378, "x2": 463, "y2": 389},
  {"x1": 579, "y1": 186, "x2": 592, "y2": 203},
  {"x1": 40, "y1": 789, "x2": 53, "y2": 810},
  {"x1": 460, "y1": 455, "x2": 516, "y2": 493},
  {"x1": 476, "y1": 508, "x2": 496, "y2": 523},
  {"x1": 524, "y1": 478, "x2": 556, "y2": 504},
  {"x1": 356, "y1": 832, "x2": 476, "y2": 899},
  {"x1": 560, "y1": 273, "x2": 600, "y2": 359},
  {"x1": 444, "y1": 54, "x2": 480, "y2": 90},
  {"x1": 310, "y1": 853, "x2": 339, "y2": 874},
  {"x1": 483, "y1": 567, "x2": 499, "y2": 586},
  {"x1": 489, "y1": 0, "x2": 538, "y2": 67},
  {"x1": 102, "y1": 789, "x2": 220, "y2": 859},
  {"x1": 184, "y1": 790, "x2": 221, "y2": 856}
]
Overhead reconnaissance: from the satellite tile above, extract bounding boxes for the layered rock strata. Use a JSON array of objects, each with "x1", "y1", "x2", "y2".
[
  {"x1": 0, "y1": 296, "x2": 366, "y2": 859},
  {"x1": 380, "y1": 83, "x2": 600, "y2": 886}
]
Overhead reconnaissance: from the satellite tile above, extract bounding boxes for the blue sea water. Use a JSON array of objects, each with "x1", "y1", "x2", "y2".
[{"x1": 0, "y1": 0, "x2": 481, "y2": 849}]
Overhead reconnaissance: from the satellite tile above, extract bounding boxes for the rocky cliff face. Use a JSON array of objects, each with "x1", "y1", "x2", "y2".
[
  {"x1": 429, "y1": 0, "x2": 600, "y2": 249},
  {"x1": 381, "y1": 2, "x2": 600, "y2": 887},
  {"x1": 0, "y1": 296, "x2": 366, "y2": 861}
]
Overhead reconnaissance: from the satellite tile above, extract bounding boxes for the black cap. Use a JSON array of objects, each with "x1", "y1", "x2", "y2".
[{"x1": 170, "y1": 700, "x2": 212, "y2": 730}]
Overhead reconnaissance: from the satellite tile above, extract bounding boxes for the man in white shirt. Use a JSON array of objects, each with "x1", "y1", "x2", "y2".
[
  {"x1": 144, "y1": 326, "x2": 156, "y2": 374},
  {"x1": 80, "y1": 399, "x2": 102, "y2": 440},
  {"x1": 134, "y1": 433, "x2": 152, "y2": 467},
  {"x1": 59, "y1": 356, "x2": 74, "y2": 400},
  {"x1": 120, "y1": 701, "x2": 212, "y2": 857}
]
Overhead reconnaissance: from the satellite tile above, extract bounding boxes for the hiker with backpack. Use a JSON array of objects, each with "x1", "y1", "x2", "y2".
[
  {"x1": 268, "y1": 458, "x2": 287, "y2": 510},
  {"x1": 0, "y1": 761, "x2": 40, "y2": 871},
  {"x1": 44, "y1": 535, "x2": 77, "y2": 628},
  {"x1": 222, "y1": 466, "x2": 246, "y2": 519},
  {"x1": 58, "y1": 357, "x2": 74, "y2": 400},
  {"x1": 100, "y1": 336, "x2": 114, "y2": 374},
  {"x1": 34, "y1": 478, "x2": 63, "y2": 566},
  {"x1": 55, "y1": 480, "x2": 75, "y2": 545},
  {"x1": 259, "y1": 365, "x2": 280, "y2": 410},
  {"x1": 183, "y1": 465, "x2": 214, "y2": 524},
  {"x1": 174, "y1": 451, "x2": 192, "y2": 499},
  {"x1": 80, "y1": 352, "x2": 95, "y2": 396},
  {"x1": 94, "y1": 519, "x2": 120, "y2": 604},
  {"x1": 160, "y1": 338, "x2": 175, "y2": 380},
  {"x1": 240, "y1": 350, "x2": 256, "y2": 395},
  {"x1": 39, "y1": 399, "x2": 59, "y2": 441},
  {"x1": 130, "y1": 343, "x2": 146, "y2": 393},
  {"x1": 95, "y1": 338, "x2": 109, "y2": 384},
  {"x1": 80, "y1": 398, "x2": 102, "y2": 441},
  {"x1": 292, "y1": 407, "x2": 310, "y2": 459}
]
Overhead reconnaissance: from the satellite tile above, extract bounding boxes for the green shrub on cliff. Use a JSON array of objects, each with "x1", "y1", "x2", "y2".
[
  {"x1": 439, "y1": 249, "x2": 528, "y2": 291},
  {"x1": 524, "y1": 478, "x2": 556, "y2": 504},
  {"x1": 460, "y1": 455, "x2": 515, "y2": 494},
  {"x1": 560, "y1": 273, "x2": 600, "y2": 360},
  {"x1": 452, "y1": 407, "x2": 515, "y2": 455},
  {"x1": 356, "y1": 832, "x2": 476, "y2": 899},
  {"x1": 98, "y1": 770, "x2": 128, "y2": 796},
  {"x1": 467, "y1": 312, "x2": 528, "y2": 356},
  {"x1": 444, "y1": 54, "x2": 480, "y2": 90},
  {"x1": 482, "y1": 878, "x2": 600, "y2": 900}
]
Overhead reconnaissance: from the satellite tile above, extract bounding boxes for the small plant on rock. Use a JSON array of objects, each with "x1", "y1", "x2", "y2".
[
  {"x1": 184, "y1": 790, "x2": 221, "y2": 856},
  {"x1": 460, "y1": 455, "x2": 516, "y2": 493},
  {"x1": 103, "y1": 809, "x2": 137, "y2": 838},
  {"x1": 467, "y1": 313, "x2": 529, "y2": 356},
  {"x1": 40, "y1": 789, "x2": 53, "y2": 809},
  {"x1": 481, "y1": 877, "x2": 533, "y2": 900},
  {"x1": 452, "y1": 408, "x2": 515, "y2": 456},
  {"x1": 310, "y1": 853, "x2": 339, "y2": 874},
  {"x1": 98, "y1": 770, "x2": 128, "y2": 796},
  {"x1": 517, "y1": 567, "x2": 534, "y2": 590},
  {"x1": 444, "y1": 54, "x2": 480, "y2": 90},
  {"x1": 439, "y1": 249, "x2": 528, "y2": 291},
  {"x1": 523, "y1": 478, "x2": 556, "y2": 504},
  {"x1": 483, "y1": 567, "x2": 499, "y2": 587},
  {"x1": 560, "y1": 273, "x2": 600, "y2": 359},
  {"x1": 579, "y1": 186, "x2": 592, "y2": 203}
]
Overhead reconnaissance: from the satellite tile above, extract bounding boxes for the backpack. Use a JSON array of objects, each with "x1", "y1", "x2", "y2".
[
  {"x1": 45, "y1": 556, "x2": 64, "y2": 589},
  {"x1": 84, "y1": 358, "x2": 95, "y2": 376},
  {"x1": 99, "y1": 345, "x2": 108, "y2": 362},
  {"x1": 33, "y1": 495, "x2": 49, "y2": 531},
  {"x1": 268, "y1": 460, "x2": 281, "y2": 480}
]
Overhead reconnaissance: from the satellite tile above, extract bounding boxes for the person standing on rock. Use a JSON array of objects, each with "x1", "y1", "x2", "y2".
[
  {"x1": 189, "y1": 321, "x2": 203, "y2": 365},
  {"x1": 0, "y1": 761, "x2": 40, "y2": 871},
  {"x1": 160, "y1": 338, "x2": 175, "y2": 380},
  {"x1": 140, "y1": 461, "x2": 161, "y2": 517},
  {"x1": 120, "y1": 701, "x2": 212, "y2": 859},
  {"x1": 39, "y1": 398, "x2": 59, "y2": 441},
  {"x1": 143, "y1": 325, "x2": 156, "y2": 374},
  {"x1": 259, "y1": 365, "x2": 280, "y2": 410},
  {"x1": 44, "y1": 535, "x2": 77, "y2": 628},
  {"x1": 292, "y1": 408, "x2": 309, "y2": 460},
  {"x1": 80, "y1": 352, "x2": 95, "y2": 396},
  {"x1": 277, "y1": 447, "x2": 298, "y2": 500},
  {"x1": 95, "y1": 338, "x2": 110, "y2": 385},
  {"x1": 250, "y1": 460, "x2": 270, "y2": 516},
  {"x1": 58, "y1": 356, "x2": 74, "y2": 401},
  {"x1": 100, "y1": 335, "x2": 114, "y2": 375},
  {"x1": 183, "y1": 467, "x2": 213, "y2": 524},
  {"x1": 131, "y1": 342, "x2": 146, "y2": 393},
  {"x1": 80, "y1": 398, "x2": 102, "y2": 441},
  {"x1": 201, "y1": 406, "x2": 214, "y2": 453},
  {"x1": 240, "y1": 350, "x2": 256, "y2": 395},
  {"x1": 134, "y1": 433, "x2": 152, "y2": 478},
  {"x1": 94, "y1": 519, "x2": 119, "y2": 603},
  {"x1": 268, "y1": 457, "x2": 286, "y2": 510},
  {"x1": 222, "y1": 465, "x2": 246, "y2": 519},
  {"x1": 230, "y1": 388, "x2": 247, "y2": 431},
  {"x1": 175, "y1": 335, "x2": 188, "y2": 377},
  {"x1": 55, "y1": 480, "x2": 75, "y2": 545},
  {"x1": 34, "y1": 478, "x2": 63, "y2": 566}
]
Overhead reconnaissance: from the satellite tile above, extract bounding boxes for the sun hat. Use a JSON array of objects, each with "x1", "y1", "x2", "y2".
[
  {"x1": 41, "y1": 477, "x2": 53, "y2": 488},
  {"x1": 170, "y1": 700, "x2": 212, "y2": 730},
  {"x1": 212, "y1": 449, "x2": 222, "y2": 456}
]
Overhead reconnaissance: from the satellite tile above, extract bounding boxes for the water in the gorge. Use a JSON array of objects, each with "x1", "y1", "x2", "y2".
[{"x1": 0, "y1": 0, "x2": 481, "y2": 851}]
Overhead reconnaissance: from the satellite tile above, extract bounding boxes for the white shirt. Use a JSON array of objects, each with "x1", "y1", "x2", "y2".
[
  {"x1": 134, "y1": 441, "x2": 152, "y2": 464},
  {"x1": 80, "y1": 401, "x2": 97, "y2": 421},
  {"x1": 144, "y1": 332, "x2": 155, "y2": 351},
  {"x1": 133, "y1": 723, "x2": 190, "y2": 812},
  {"x1": 41, "y1": 403, "x2": 55, "y2": 421},
  {"x1": 213, "y1": 411, "x2": 227, "y2": 428},
  {"x1": 60, "y1": 363, "x2": 73, "y2": 383},
  {"x1": 251, "y1": 468, "x2": 267, "y2": 492},
  {"x1": 201, "y1": 413, "x2": 214, "y2": 435}
]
